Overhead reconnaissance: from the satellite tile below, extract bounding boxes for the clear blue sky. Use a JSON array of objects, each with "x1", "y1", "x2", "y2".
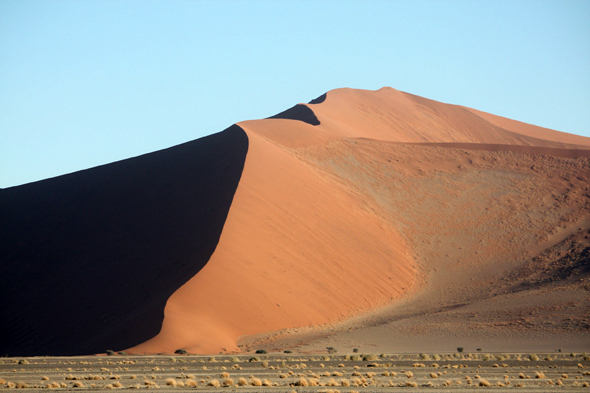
[{"x1": 1, "y1": 0, "x2": 589, "y2": 188}]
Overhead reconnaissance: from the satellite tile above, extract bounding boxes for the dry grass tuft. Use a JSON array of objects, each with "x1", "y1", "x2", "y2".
[
  {"x1": 208, "y1": 379, "x2": 220, "y2": 387},
  {"x1": 186, "y1": 378, "x2": 197, "y2": 387},
  {"x1": 326, "y1": 378, "x2": 338, "y2": 386},
  {"x1": 251, "y1": 377, "x2": 263, "y2": 386},
  {"x1": 479, "y1": 379, "x2": 491, "y2": 386},
  {"x1": 165, "y1": 378, "x2": 176, "y2": 386},
  {"x1": 222, "y1": 378, "x2": 234, "y2": 387},
  {"x1": 237, "y1": 377, "x2": 247, "y2": 386},
  {"x1": 294, "y1": 377, "x2": 309, "y2": 386}
]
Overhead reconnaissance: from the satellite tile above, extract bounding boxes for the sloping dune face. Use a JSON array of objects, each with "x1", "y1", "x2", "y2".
[
  {"x1": 131, "y1": 87, "x2": 590, "y2": 354},
  {"x1": 0, "y1": 126, "x2": 248, "y2": 356}
]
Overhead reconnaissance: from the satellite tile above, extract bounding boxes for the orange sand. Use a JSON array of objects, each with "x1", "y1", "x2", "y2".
[{"x1": 129, "y1": 87, "x2": 590, "y2": 354}]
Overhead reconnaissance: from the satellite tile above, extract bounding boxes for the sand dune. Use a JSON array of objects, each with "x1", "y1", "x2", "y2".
[
  {"x1": 131, "y1": 87, "x2": 590, "y2": 354},
  {"x1": 0, "y1": 126, "x2": 247, "y2": 356},
  {"x1": 2, "y1": 87, "x2": 589, "y2": 356}
]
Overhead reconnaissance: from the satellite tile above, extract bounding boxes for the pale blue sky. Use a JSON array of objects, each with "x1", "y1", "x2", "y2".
[{"x1": 1, "y1": 0, "x2": 589, "y2": 188}]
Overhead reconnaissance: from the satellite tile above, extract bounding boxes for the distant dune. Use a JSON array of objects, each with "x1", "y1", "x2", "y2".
[{"x1": 2, "y1": 87, "x2": 589, "y2": 356}]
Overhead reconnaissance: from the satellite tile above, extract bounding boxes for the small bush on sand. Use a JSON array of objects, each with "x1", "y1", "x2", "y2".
[
  {"x1": 250, "y1": 377, "x2": 262, "y2": 386},
  {"x1": 237, "y1": 377, "x2": 247, "y2": 386},
  {"x1": 186, "y1": 379, "x2": 197, "y2": 387},
  {"x1": 479, "y1": 379, "x2": 491, "y2": 386},
  {"x1": 175, "y1": 349, "x2": 188, "y2": 355},
  {"x1": 222, "y1": 378, "x2": 233, "y2": 387},
  {"x1": 165, "y1": 378, "x2": 176, "y2": 386},
  {"x1": 207, "y1": 379, "x2": 220, "y2": 387},
  {"x1": 255, "y1": 349, "x2": 267, "y2": 354}
]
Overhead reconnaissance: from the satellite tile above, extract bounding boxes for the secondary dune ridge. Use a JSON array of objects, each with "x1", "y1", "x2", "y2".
[{"x1": 2, "y1": 87, "x2": 589, "y2": 356}]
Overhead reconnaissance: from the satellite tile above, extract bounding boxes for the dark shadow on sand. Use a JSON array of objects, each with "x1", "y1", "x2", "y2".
[
  {"x1": 308, "y1": 93, "x2": 327, "y2": 105},
  {"x1": 267, "y1": 104, "x2": 320, "y2": 126},
  {"x1": 0, "y1": 125, "x2": 248, "y2": 356}
]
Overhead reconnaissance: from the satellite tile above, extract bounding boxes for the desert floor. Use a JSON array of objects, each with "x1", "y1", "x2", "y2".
[{"x1": 1, "y1": 352, "x2": 589, "y2": 392}]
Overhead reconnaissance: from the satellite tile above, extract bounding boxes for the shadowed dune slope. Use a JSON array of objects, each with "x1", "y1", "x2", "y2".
[
  {"x1": 131, "y1": 87, "x2": 590, "y2": 355},
  {"x1": 0, "y1": 125, "x2": 248, "y2": 356}
]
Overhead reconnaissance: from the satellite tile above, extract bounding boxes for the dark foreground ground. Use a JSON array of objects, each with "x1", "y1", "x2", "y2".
[{"x1": 1, "y1": 352, "x2": 589, "y2": 392}]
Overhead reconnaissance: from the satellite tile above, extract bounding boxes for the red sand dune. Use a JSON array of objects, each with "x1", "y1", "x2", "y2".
[
  {"x1": 130, "y1": 87, "x2": 590, "y2": 354},
  {"x1": 2, "y1": 87, "x2": 589, "y2": 356}
]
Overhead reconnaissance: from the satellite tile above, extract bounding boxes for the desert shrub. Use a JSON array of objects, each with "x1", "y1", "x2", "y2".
[
  {"x1": 326, "y1": 347, "x2": 337, "y2": 354},
  {"x1": 222, "y1": 378, "x2": 233, "y2": 387},
  {"x1": 165, "y1": 378, "x2": 176, "y2": 386},
  {"x1": 207, "y1": 379, "x2": 220, "y2": 387},
  {"x1": 106, "y1": 350, "x2": 115, "y2": 356},
  {"x1": 284, "y1": 350, "x2": 292, "y2": 353},
  {"x1": 535, "y1": 371, "x2": 546, "y2": 379},
  {"x1": 249, "y1": 356, "x2": 261, "y2": 362},
  {"x1": 479, "y1": 379, "x2": 491, "y2": 386},
  {"x1": 529, "y1": 354, "x2": 539, "y2": 361},
  {"x1": 363, "y1": 354, "x2": 377, "y2": 361},
  {"x1": 255, "y1": 349, "x2": 267, "y2": 354},
  {"x1": 262, "y1": 360, "x2": 269, "y2": 367},
  {"x1": 186, "y1": 379, "x2": 197, "y2": 387},
  {"x1": 457, "y1": 347, "x2": 464, "y2": 353},
  {"x1": 237, "y1": 377, "x2": 247, "y2": 386},
  {"x1": 405, "y1": 381, "x2": 418, "y2": 387},
  {"x1": 419, "y1": 353, "x2": 428, "y2": 360},
  {"x1": 250, "y1": 377, "x2": 262, "y2": 386},
  {"x1": 294, "y1": 377, "x2": 308, "y2": 386},
  {"x1": 175, "y1": 349, "x2": 188, "y2": 355}
]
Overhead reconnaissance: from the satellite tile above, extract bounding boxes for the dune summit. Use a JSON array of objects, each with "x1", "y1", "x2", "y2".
[{"x1": 2, "y1": 87, "x2": 589, "y2": 356}]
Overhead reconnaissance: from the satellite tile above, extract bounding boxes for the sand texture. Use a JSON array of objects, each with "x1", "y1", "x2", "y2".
[{"x1": 2, "y1": 87, "x2": 589, "y2": 356}]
